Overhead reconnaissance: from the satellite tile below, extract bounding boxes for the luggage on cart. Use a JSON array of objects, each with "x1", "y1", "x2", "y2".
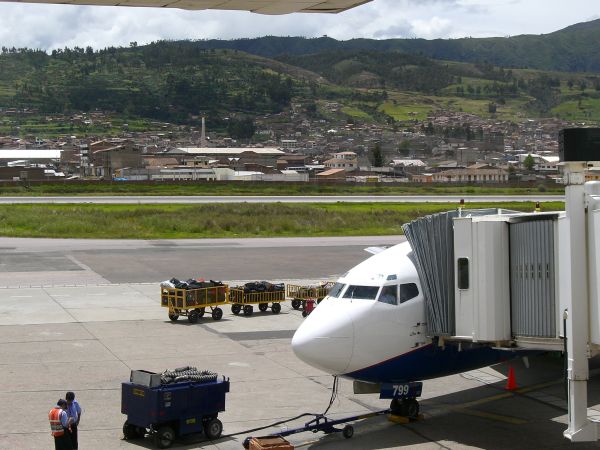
[
  {"x1": 286, "y1": 282, "x2": 334, "y2": 311},
  {"x1": 229, "y1": 281, "x2": 286, "y2": 316},
  {"x1": 160, "y1": 278, "x2": 228, "y2": 323}
]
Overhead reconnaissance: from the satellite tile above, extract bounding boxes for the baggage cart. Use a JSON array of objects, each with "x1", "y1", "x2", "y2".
[
  {"x1": 229, "y1": 282, "x2": 286, "y2": 316},
  {"x1": 122, "y1": 369, "x2": 229, "y2": 449},
  {"x1": 285, "y1": 282, "x2": 334, "y2": 311},
  {"x1": 160, "y1": 284, "x2": 228, "y2": 323}
]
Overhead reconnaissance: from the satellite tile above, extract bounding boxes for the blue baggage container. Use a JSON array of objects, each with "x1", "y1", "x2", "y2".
[{"x1": 121, "y1": 372, "x2": 229, "y2": 449}]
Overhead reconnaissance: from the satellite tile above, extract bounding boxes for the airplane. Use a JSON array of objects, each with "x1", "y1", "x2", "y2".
[
  {"x1": 291, "y1": 239, "x2": 520, "y2": 417},
  {"x1": 0, "y1": 0, "x2": 372, "y2": 14}
]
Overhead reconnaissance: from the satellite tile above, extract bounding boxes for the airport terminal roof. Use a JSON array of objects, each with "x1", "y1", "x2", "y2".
[
  {"x1": 0, "y1": 149, "x2": 62, "y2": 159},
  {"x1": 177, "y1": 147, "x2": 285, "y2": 155}
]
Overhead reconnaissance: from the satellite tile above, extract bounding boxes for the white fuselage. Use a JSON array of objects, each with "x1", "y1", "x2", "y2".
[
  {"x1": 292, "y1": 241, "x2": 514, "y2": 383},
  {"x1": 292, "y1": 241, "x2": 430, "y2": 377}
]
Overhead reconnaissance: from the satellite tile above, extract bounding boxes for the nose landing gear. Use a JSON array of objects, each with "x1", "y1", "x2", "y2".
[
  {"x1": 381, "y1": 381, "x2": 423, "y2": 422},
  {"x1": 389, "y1": 397, "x2": 420, "y2": 419}
]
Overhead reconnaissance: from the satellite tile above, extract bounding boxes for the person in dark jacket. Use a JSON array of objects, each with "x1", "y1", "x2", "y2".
[{"x1": 65, "y1": 392, "x2": 82, "y2": 449}]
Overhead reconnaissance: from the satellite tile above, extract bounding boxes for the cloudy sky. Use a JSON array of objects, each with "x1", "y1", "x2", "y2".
[{"x1": 0, "y1": 0, "x2": 599, "y2": 51}]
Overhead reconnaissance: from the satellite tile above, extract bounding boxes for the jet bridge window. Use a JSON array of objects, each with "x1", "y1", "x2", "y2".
[
  {"x1": 457, "y1": 257, "x2": 469, "y2": 290},
  {"x1": 328, "y1": 283, "x2": 345, "y2": 298},
  {"x1": 399, "y1": 283, "x2": 419, "y2": 303},
  {"x1": 342, "y1": 285, "x2": 379, "y2": 300},
  {"x1": 378, "y1": 285, "x2": 397, "y2": 305}
]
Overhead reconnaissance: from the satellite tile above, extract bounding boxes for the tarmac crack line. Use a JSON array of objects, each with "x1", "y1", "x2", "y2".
[
  {"x1": 78, "y1": 322, "x2": 133, "y2": 371},
  {"x1": 42, "y1": 286, "x2": 82, "y2": 324},
  {"x1": 42, "y1": 286, "x2": 133, "y2": 370}
]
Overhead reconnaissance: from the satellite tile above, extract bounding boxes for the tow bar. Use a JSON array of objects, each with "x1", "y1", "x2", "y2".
[{"x1": 242, "y1": 409, "x2": 390, "y2": 448}]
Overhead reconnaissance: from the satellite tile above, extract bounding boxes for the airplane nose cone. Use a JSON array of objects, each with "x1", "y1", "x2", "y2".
[{"x1": 292, "y1": 300, "x2": 354, "y2": 374}]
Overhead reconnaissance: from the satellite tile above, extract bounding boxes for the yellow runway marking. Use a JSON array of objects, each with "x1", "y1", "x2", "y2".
[
  {"x1": 442, "y1": 379, "x2": 565, "y2": 425},
  {"x1": 452, "y1": 407, "x2": 528, "y2": 425}
]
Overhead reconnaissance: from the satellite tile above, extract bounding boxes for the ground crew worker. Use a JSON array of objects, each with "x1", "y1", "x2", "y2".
[
  {"x1": 66, "y1": 391, "x2": 82, "y2": 450},
  {"x1": 49, "y1": 399, "x2": 73, "y2": 450}
]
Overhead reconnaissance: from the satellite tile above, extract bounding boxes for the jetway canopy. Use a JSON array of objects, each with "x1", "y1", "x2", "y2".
[
  {"x1": 0, "y1": 0, "x2": 372, "y2": 13},
  {"x1": 403, "y1": 208, "x2": 563, "y2": 342},
  {"x1": 402, "y1": 208, "x2": 515, "y2": 337}
]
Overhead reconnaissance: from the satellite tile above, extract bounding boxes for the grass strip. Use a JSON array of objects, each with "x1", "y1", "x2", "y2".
[{"x1": 0, "y1": 202, "x2": 565, "y2": 239}]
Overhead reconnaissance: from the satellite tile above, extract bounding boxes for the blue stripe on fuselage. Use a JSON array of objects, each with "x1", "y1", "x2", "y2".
[{"x1": 344, "y1": 343, "x2": 517, "y2": 383}]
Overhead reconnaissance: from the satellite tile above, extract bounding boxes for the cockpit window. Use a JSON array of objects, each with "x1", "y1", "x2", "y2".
[
  {"x1": 342, "y1": 285, "x2": 379, "y2": 300},
  {"x1": 378, "y1": 285, "x2": 397, "y2": 305},
  {"x1": 328, "y1": 283, "x2": 345, "y2": 298},
  {"x1": 400, "y1": 283, "x2": 419, "y2": 303}
]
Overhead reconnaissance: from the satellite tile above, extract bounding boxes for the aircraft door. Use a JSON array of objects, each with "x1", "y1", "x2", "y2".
[{"x1": 397, "y1": 283, "x2": 426, "y2": 348}]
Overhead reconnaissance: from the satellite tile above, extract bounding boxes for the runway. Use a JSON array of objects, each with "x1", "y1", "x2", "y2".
[{"x1": 0, "y1": 194, "x2": 564, "y2": 204}]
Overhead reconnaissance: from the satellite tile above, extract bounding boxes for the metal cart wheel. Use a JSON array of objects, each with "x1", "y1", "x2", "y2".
[
  {"x1": 204, "y1": 418, "x2": 223, "y2": 440},
  {"x1": 123, "y1": 421, "x2": 141, "y2": 440},
  {"x1": 168, "y1": 313, "x2": 179, "y2": 322},
  {"x1": 212, "y1": 307, "x2": 223, "y2": 321},
  {"x1": 302, "y1": 310, "x2": 308, "y2": 318},
  {"x1": 197, "y1": 307, "x2": 205, "y2": 318},
  {"x1": 271, "y1": 303, "x2": 281, "y2": 314},
  {"x1": 258, "y1": 303, "x2": 268, "y2": 312},
  {"x1": 231, "y1": 304, "x2": 241, "y2": 315},
  {"x1": 154, "y1": 425, "x2": 175, "y2": 449},
  {"x1": 188, "y1": 310, "x2": 199, "y2": 323},
  {"x1": 342, "y1": 425, "x2": 354, "y2": 439},
  {"x1": 243, "y1": 305, "x2": 254, "y2": 316},
  {"x1": 291, "y1": 299, "x2": 301, "y2": 310}
]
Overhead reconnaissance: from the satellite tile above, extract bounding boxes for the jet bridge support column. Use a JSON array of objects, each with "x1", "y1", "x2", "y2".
[{"x1": 563, "y1": 161, "x2": 598, "y2": 441}]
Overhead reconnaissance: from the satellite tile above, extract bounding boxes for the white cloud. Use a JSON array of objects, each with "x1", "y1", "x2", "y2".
[{"x1": 0, "y1": 0, "x2": 599, "y2": 50}]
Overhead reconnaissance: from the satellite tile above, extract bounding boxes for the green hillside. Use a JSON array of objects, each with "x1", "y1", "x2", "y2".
[
  {"x1": 0, "y1": 41, "x2": 315, "y2": 126},
  {"x1": 0, "y1": 38, "x2": 599, "y2": 134}
]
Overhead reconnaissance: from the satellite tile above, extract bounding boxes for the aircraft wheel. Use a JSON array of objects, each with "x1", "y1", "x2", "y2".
[
  {"x1": 405, "y1": 399, "x2": 420, "y2": 419},
  {"x1": 390, "y1": 398, "x2": 403, "y2": 415}
]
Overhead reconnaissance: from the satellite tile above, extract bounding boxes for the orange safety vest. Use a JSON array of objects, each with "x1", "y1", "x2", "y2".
[{"x1": 48, "y1": 408, "x2": 65, "y2": 437}]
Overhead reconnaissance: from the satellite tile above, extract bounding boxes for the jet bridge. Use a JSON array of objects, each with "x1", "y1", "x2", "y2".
[
  {"x1": 402, "y1": 127, "x2": 600, "y2": 442},
  {"x1": 403, "y1": 209, "x2": 564, "y2": 346}
]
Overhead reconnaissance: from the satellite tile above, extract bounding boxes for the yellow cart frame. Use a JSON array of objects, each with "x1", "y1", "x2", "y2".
[
  {"x1": 228, "y1": 288, "x2": 286, "y2": 316},
  {"x1": 286, "y1": 282, "x2": 335, "y2": 310},
  {"x1": 160, "y1": 285, "x2": 228, "y2": 322}
]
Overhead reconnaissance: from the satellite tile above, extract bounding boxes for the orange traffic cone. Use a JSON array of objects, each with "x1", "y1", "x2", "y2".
[{"x1": 505, "y1": 366, "x2": 518, "y2": 391}]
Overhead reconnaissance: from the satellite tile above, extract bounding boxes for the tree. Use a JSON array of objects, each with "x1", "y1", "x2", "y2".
[
  {"x1": 425, "y1": 122, "x2": 434, "y2": 136},
  {"x1": 227, "y1": 117, "x2": 255, "y2": 140},
  {"x1": 371, "y1": 142, "x2": 384, "y2": 167},
  {"x1": 398, "y1": 140, "x2": 410, "y2": 157},
  {"x1": 523, "y1": 154, "x2": 535, "y2": 171}
]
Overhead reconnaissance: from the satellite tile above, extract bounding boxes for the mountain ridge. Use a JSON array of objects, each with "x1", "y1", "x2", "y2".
[{"x1": 191, "y1": 19, "x2": 600, "y2": 73}]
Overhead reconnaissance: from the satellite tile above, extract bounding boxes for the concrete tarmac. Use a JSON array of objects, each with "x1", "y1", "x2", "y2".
[{"x1": 0, "y1": 236, "x2": 599, "y2": 450}]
